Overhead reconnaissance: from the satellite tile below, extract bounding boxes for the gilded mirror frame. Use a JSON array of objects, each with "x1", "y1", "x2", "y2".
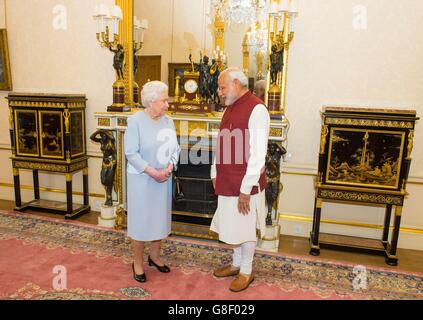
[{"x1": 115, "y1": 0, "x2": 134, "y2": 107}]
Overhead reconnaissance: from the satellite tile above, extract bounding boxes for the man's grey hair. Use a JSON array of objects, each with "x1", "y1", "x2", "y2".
[
  {"x1": 222, "y1": 67, "x2": 248, "y2": 87},
  {"x1": 141, "y1": 81, "x2": 168, "y2": 107},
  {"x1": 254, "y1": 79, "x2": 266, "y2": 91}
]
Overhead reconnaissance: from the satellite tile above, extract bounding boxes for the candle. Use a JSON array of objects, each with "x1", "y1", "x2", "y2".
[
  {"x1": 290, "y1": 0, "x2": 299, "y2": 14},
  {"x1": 290, "y1": 15, "x2": 296, "y2": 32},
  {"x1": 269, "y1": 2, "x2": 278, "y2": 14},
  {"x1": 93, "y1": 5, "x2": 100, "y2": 33},
  {"x1": 140, "y1": 19, "x2": 149, "y2": 29},
  {"x1": 101, "y1": 5, "x2": 110, "y2": 34},
  {"x1": 98, "y1": 4, "x2": 108, "y2": 16},
  {"x1": 100, "y1": 17, "x2": 105, "y2": 34},
  {"x1": 112, "y1": 5, "x2": 123, "y2": 20},
  {"x1": 93, "y1": 4, "x2": 99, "y2": 17},
  {"x1": 279, "y1": 0, "x2": 289, "y2": 12}
]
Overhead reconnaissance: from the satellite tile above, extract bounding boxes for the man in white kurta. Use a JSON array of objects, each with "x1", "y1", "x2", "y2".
[{"x1": 210, "y1": 68, "x2": 270, "y2": 292}]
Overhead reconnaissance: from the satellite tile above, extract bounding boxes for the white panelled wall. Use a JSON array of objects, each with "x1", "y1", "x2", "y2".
[{"x1": 0, "y1": 0, "x2": 422, "y2": 250}]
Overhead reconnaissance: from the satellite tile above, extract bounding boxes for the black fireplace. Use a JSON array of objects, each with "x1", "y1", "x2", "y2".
[{"x1": 172, "y1": 146, "x2": 217, "y2": 226}]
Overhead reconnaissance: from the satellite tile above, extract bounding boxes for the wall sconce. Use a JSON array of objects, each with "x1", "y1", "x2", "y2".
[{"x1": 93, "y1": 4, "x2": 130, "y2": 112}]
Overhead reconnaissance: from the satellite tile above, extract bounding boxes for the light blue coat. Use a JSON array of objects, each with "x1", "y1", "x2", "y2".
[{"x1": 124, "y1": 111, "x2": 180, "y2": 241}]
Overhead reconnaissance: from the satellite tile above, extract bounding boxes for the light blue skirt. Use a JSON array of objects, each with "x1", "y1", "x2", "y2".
[{"x1": 126, "y1": 172, "x2": 172, "y2": 241}]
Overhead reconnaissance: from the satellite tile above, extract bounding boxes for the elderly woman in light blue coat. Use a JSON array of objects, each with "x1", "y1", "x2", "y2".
[{"x1": 124, "y1": 81, "x2": 180, "y2": 283}]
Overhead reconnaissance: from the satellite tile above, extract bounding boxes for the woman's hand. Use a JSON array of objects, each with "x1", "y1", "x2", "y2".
[
  {"x1": 144, "y1": 166, "x2": 169, "y2": 183},
  {"x1": 155, "y1": 169, "x2": 169, "y2": 182},
  {"x1": 166, "y1": 164, "x2": 174, "y2": 178}
]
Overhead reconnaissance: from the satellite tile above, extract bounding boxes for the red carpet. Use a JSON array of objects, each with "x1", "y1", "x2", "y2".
[{"x1": 0, "y1": 210, "x2": 422, "y2": 300}]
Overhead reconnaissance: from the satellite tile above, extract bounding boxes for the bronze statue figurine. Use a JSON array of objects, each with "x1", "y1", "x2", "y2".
[
  {"x1": 209, "y1": 58, "x2": 220, "y2": 104},
  {"x1": 270, "y1": 44, "x2": 283, "y2": 85},
  {"x1": 90, "y1": 129, "x2": 117, "y2": 206},
  {"x1": 265, "y1": 142, "x2": 286, "y2": 225},
  {"x1": 109, "y1": 44, "x2": 125, "y2": 80},
  {"x1": 197, "y1": 55, "x2": 212, "y2": 103}
]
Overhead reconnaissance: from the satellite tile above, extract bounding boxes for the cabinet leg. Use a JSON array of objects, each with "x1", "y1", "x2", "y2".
[
  {"x1": 386, "y1": 206, "x2": 401, "y2": 266},
  {"x1": 33, "y1": 169, "x2": 40, "y2": 200},
  {"x1": 83, "y1": 168, "x2": 89, "y2": 206},
  {"x1": 13, "y1": 168, "x2": 21, "y2": 208},
  {"x1": 66, "y1": 173, "x2": 72, "y2": 214},
  {"x1": 310, "y1": 198, "x2": 322, "y2": 256},
  {"x1": 382, "y1": 204, "x2": 392, "y2": 243}
]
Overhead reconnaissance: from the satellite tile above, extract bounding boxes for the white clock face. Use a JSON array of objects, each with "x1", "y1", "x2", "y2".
[{"x1": 184, "y1": 79, "x2": 198, "y2": 94}]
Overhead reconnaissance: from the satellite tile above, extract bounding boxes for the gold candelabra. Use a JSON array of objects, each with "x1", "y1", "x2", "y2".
[
  {"x1": 265, "y1": 0, "x2": 299, "y2": 118},
  {"x1": 93, "y1": 4, "x2": 130, "y2": 111},
  {"x1": 94, "y1": 4, "x2": 122, "y2": 48}
]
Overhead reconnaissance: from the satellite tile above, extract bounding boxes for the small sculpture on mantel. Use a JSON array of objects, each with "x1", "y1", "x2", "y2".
[
  {"x1": 197, "y1": 54, "x2": 212, "y2": 103},
  {"x1": 265, "y1": 142, "x2": 286, "y2": 225},
  {"x1": 90, "y1": 130, "x2": 117, "y2": 206}
]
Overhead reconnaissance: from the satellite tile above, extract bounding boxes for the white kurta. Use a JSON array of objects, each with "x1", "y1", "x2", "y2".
[{"x1": 210, "y1": 104, "x2": 270, "y2": 245}]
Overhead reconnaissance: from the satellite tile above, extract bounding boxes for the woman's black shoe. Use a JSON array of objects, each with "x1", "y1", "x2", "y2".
[
  {"x1": 132, "y1": 263, "x2": 147, "y2": 282},
  {"x1": 148, "y1": 256, "x2": 170, "y2": 273}
]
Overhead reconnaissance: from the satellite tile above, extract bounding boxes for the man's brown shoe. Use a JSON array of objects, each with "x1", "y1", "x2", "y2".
[
  {"x1": 213, "y1": 265, "x2": 240, "y2": 278},
  {"x1": 229, "y1": 273, "x2": 254, "y2": 292}
]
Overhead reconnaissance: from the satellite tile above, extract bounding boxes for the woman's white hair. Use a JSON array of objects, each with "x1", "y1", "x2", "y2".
[
  {"x1": 223, "y1": 67, "x2": 248, "y2": 87},
  {"x1": 141, "y1": 81, "x2": 168, "y2": 107}
]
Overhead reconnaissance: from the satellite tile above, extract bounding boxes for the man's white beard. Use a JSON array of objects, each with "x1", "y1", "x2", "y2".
[{"x1": 223, "y1": 93, "x2": 237, "y2": 106}]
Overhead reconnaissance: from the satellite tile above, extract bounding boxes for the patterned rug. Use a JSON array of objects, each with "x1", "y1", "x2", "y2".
[{"x1": 0, "y1": 210, "x2": 422, "y2": 300}]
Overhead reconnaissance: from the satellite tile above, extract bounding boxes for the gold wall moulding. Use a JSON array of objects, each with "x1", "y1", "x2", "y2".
[
  {"x1": 279, "y1": 213, "x2": 423, "y2": 235},
  {"x1": 0, "y1": 182, "x2": 104, "y2": 199},
  {"x1": 280, "y1": 169, "x2": 423, "y2": 186}
]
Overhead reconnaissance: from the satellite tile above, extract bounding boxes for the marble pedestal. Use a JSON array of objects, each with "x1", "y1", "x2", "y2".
[
  {"x1": 257, "y1": 223, "x2": 281, "y2": 252},
  {"x1": 98, "y1": 204, "x2": 117, "y2": 228}
]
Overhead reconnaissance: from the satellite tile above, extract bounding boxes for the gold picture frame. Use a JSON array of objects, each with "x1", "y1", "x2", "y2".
[
  {"x1": 0, "y1": 29, "x2": 12, "y2": 91},
  {"x1": 168, "y1": 63, "x2": 192, "y2": 97}
]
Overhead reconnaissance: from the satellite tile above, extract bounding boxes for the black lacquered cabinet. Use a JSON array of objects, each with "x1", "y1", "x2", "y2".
[
  {"x1": 310, "y1": 106, "x2": 419, "y2": 265},
  {"x1": 7, "y1": 93, "x2": 90, "y2": 218}
]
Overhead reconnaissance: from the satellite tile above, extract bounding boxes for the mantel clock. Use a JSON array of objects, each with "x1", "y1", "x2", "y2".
[
  {"x1": 169, "y1": 68, "x2": 211, "y2": 115},
  {"x1": 182, "y1": 71, "x2": 200, "y2": 103}
]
